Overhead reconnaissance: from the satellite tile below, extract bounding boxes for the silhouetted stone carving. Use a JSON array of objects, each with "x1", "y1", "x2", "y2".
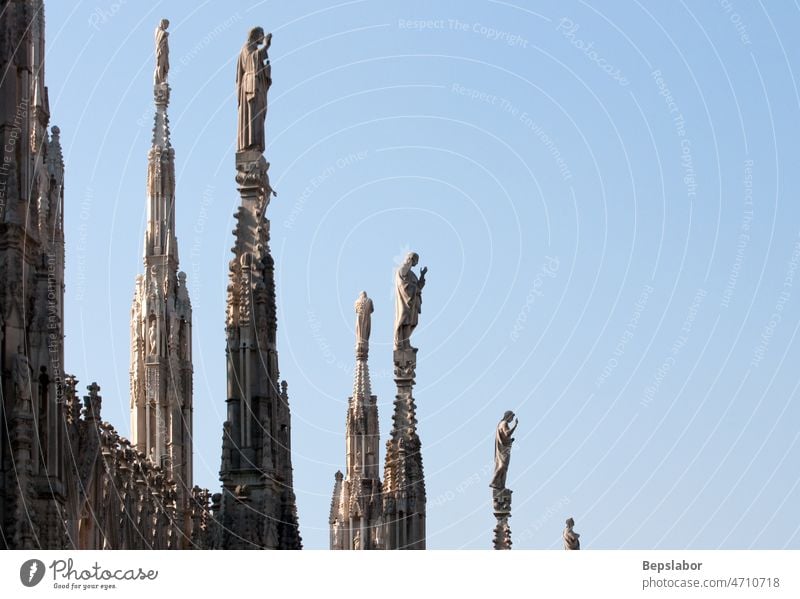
[{"x1": 563, "y1": 517, "x2": 580, "y2": 550}]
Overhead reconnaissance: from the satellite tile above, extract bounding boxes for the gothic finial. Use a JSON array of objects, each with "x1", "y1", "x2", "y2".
[
  {"x1": 65, "y1": 374, "x2": 80, "y2": 424},
  {"x1": 84, "y1": 382, "x2": 102, "y2": 420}
]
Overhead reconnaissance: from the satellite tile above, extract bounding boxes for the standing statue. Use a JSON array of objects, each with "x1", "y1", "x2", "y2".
[
  {"x1": 354, "y1": 291, "x2": 373, "y2": 355},
  {"x1": 393, "y1": 252, "x2": 427, "y2": 350},
  {"x1": 148, "y1": 320, "x2": 157, "y2": 356},
  {"x1": 563, "y1": 517, "x2": 580, "y2": 550},
  {"x1": 489, "y1": 410, "x2": 518, "y2": 490},
  {"x1": 154, "y1": 19, "x2": 169, "y2": 85},
  {"x1": 236, "y1": 27, "x2": 272, "y2": 153},
  {"x1": 332, "y1": 520, "x2": 342, "y2": 549},
  {"x1": 353, "y1": 529, "x2": 361, "y2": 550},
  {"x1": 12, "y1": 346, "x2": 33, "y2": 405}
]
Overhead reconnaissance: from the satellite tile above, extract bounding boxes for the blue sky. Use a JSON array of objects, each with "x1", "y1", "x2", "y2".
[{"x1": 46, "y1": 0, "x2": 800, "y2": 549}]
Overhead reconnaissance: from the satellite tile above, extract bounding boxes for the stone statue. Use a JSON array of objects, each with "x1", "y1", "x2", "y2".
[
  {"x1": 393, "y1": 252, "x2": 427, "y2": 350},
  {"x1": 489, "y1": 410, "x2": 518, "y2": 490},
  {"x1": 154, "y1": 19, "x2": 169, "y2": 85},
  {"x1": 148, "y1": 320, "x2": 157, "y2": 355},
  {"x1": 354, "y1": 291, "x2": 373, "y2": 355},
  {"x1": 168, "y1": 312, "x2": 178, "y2": 349},
  {"x1": 332, "y1": 520, "x2": 342, "y2": 548},
  {"x1": 236, "y1": 27, "x2": 272, "y2": 153},
  {"x1": 353, "y1": 529, "x2": 361, "y2": 550},
  {"x1": 12, "y1": 345, "x2": 33, "y2": 404},
  {"x1": 563, "y1": 517, "x2": 580, "y2": 550}
]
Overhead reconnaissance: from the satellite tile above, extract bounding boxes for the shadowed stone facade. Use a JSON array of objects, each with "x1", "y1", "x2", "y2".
[{"x1": 0, "y1": 0, "x2": 69, "y2": 549}]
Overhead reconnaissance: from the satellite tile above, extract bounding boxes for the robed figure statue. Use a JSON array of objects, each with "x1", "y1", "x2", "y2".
[
  {"x1": 154, "y1": 19, "x2": 169, "y2": 84},
  {"x1": 490, "y1": 410, "x2": 518, "y2": 490},
  {"x1": 563, "y1": 517, "x2": 580, "y2": 550},
  {"x1": 354, "y1": 291, "x2": 373, "y2": 356},
  {"x1": 393, "y1": 252, "x2": 427, "y2": 350},
  {"x1": 236, "y1": 27, "x2": 272, "y2": 153}
]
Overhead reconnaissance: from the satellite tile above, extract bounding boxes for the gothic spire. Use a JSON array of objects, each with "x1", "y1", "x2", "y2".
[
  {"x1": 330, "y1": 292, "x2": 384, "y2": 550},
  {"x1": 145, "y1": 18, "x2": 176, "y2": 261},
  {"x1": 214, "y1": 29, "x2": 301, "y2": 549},
  {"x1": 130, "y1": 19, "x2": 193, "y2": 547},
  {"x1": 382, "y1": 254, "x2": 428, "y2": 549}
]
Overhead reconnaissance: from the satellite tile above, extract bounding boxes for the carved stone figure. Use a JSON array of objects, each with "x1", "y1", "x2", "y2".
[
  {"x1": 353, "y1": 529, "x2": 361, "y2": 550},
  {"x1": 563, "y1": 517, "x2": 580, "y2": 550},
  {"x1": 35, "y1": 156, "x2": 49, "y2": 229},
  {"x1": 332, "y1": 520, "x2": 342, "y2": 548},
  {"x1": 354, "y1": 291, "x2": 373, "y2": 355},
  {"x1": 148, "y1": 320, "x2": 157, "y2": 355},
  {"x1": 12, "y1": 346, "x2": 33, "y2": 404},
  {"x1": 236, "y1": 27, "x2": 272, "y2": 153},
  {"x1": 154, "y1": 19, "x2": 169, "y2": 84},
  {"x1": 489, "y1": 410, "x2": 518, "y2": 490},
  {"x1": 393, "y1": 252, "x2": 427, "y2": 350},
  {"x1": 177, "y1": 271, "x2": 190, "y2": 305}
]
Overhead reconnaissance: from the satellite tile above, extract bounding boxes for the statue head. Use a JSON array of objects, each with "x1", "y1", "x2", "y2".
[
  {"x1": 248, "y1": 26, "x2": 265, "y2": 45},
  {"x1": 566, "y1": 517, "x2": 574, "y2": 529},
  {"x1": 159, "y1": 19, "x2": 169, "y2": 31},
  {"x1": 503, "y1": 410, "x2": 515, "y2": 422},
  {"x1": 404, "y1": 252, "x2": 419, "y2": 268}
]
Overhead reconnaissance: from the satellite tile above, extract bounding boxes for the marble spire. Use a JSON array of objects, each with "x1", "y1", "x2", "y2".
[
  {"x1": 214, "y1": 28, "x2": 301, "y2": 549},
  {"x1": 129, "y1": 19, "x2": 194, "y2": 545},
  {"x1": 330, "y1": 292, "x2": 384, "y2": 549},
  {"x1": 383, "y1": 254, "x2": 428, "y2": 549}
]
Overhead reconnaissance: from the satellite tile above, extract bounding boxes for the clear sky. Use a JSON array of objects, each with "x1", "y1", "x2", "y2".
[{"x1": 45, "y1": 0, "x2": 800, "y2": 549}]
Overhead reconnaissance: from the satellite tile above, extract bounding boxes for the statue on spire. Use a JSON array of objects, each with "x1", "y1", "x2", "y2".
[
  {"x1": 236, "y1": 27, "x2": 272, "y2": 153},
  {"x1": 354, "y1": 291, "x2": 373, "y2": 358},
  {"x1": 154, "y1": 19, "x2": 169, "y2": 85},
  {"x1": 490, "y1": 410, "x2": 518, "y2": 490},
  {"x1": 393, "y1": 252, "x2": 427, "y2": 351}
]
